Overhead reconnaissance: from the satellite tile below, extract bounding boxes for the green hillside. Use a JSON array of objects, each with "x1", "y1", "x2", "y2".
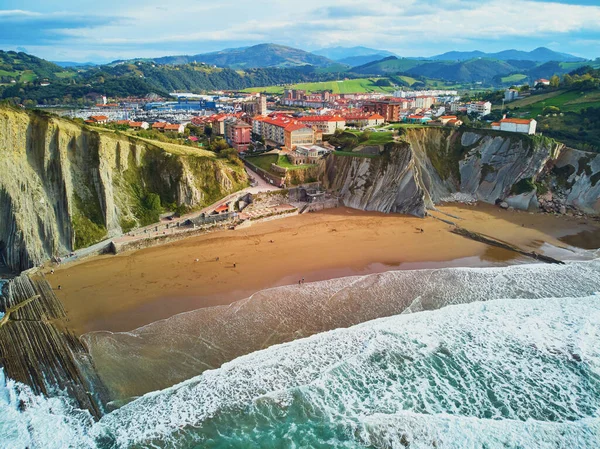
[
  {"x1": 505, "y1": 89, "x2": 600, "y2": 116},
  {"x1": 242, "y1": 78, "x2": 397, "y2": 94},
  {"x1": 0, "y1": 51, "x2": 75, "y2": 83},
  {"x1": 349, "y1": 57, "x2": 425, "y2": 75}
]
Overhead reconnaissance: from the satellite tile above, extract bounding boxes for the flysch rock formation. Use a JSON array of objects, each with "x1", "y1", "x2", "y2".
[
  {"x1": 323, "y1": 127, "x2": 600, "y2": 217},
  {"x1": 0, "y1": 106, "x2": 248, "y2": 272}
]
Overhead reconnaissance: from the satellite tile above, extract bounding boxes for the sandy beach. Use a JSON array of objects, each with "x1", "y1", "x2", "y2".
[{"x1": 48, "y1": 204, "x2": 600, "y2": 335}]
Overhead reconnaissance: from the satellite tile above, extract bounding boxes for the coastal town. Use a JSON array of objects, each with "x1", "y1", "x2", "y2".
[{"x1": 74, "y1": 84, "x2": 541, "y2": 192}]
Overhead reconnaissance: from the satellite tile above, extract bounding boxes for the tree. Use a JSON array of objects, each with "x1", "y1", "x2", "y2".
[{"x1": 550, "y1": 75, "x2": 560, "y2": 88}]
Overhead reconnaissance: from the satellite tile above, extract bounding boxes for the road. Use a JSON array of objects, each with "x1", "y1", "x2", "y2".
[
  {"x1": 55, "y1": 165, "x2": 282, "y2": 262},
  {"x1": 244, "y1": 165, "x2": 280, "y2": 194}
]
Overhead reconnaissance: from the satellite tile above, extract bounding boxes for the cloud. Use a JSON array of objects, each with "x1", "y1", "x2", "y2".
[
  {"x1": 0, "y1": 10, "x2": 125, "y2": 44},
  {"x1": 2, "y1": 0, "x2": 599, "y2": 61}
]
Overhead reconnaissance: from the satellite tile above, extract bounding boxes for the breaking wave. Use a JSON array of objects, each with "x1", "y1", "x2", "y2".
[{"x1": 2, "y1": 261, "x2": 600, "y2": 449}]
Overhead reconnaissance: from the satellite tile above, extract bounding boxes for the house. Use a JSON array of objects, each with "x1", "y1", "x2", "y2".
[
  {"x1": 224, "y1": 119, "x2": 252, "y2": 152},
  {"x1": 535, "y1": 79, "x2": 550, "y2": 86},
  {"x1": 298, "y1": 116, "x2": 346, "y2": 134},
  {"x1": 164, "y1": 123, "x2": 185, "y2": 134},
  {"x1": 445, "y1": 118, "x2": 462, "y2": 127},
  {"x1": 492, "y1": 118, "x2": 537, "y2": 134},
  {"x1": 287, "y1": 145, "x2": 332, "y2": 165},
  {"x1": 438, "y1": 115, "x2": 458, "y2": 126},
  {"x1": 128, "y1": 121, "x2": 149, "y2": 130},
  {"x1": 406, "y1": 115, "x2": 431, "y2": 124},
  {"x1": 504, "y1": 89, "x2": 519, "y2": 102},
  {"x1": 88, "y1": 115, "x2": 109, "y2": 124},
  {"x1": 342, "y1": 112, "x2": 385, "y2": 127},
  {"x1": 152, "y1": 122, "x2": 167, "y2": 131},
  {"x1": 115, "y1": 120, "x2": 130, "y2": 126},
  {"x1": 466, "y1": 101, "x2": 492, "y2": 117}
]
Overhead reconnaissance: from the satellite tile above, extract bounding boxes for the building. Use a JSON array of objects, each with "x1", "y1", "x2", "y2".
[
  {"x1": 164, "y1": 124, "x2": 184, "y2": 134},
  {"x1": 504, "y1": 89, "x2": 519, "y2": 102},
  {"x1": 414, "y1": 96, "x2": 435, "y2": 109},
  {"x1": 241, "y1": 94, "x2": 268, "y2": 116},
  {"x1": 535, "y1": 79, "x2": 550, "y2": 86},
  {"x1": 342, "y1": 112, "x2": 385, "y2": 128},
  {"x1": 284, "y1": 124, "x2": 315, "y2": 151},
  {"x1": 438, "y1": 115, "x2": 459, "y2": 126},
  {"x1": 363, "y1": 100, "x2": 403, "y2": 122},
  {"x1": 298, "y1": 116, "x2": 346, "y2": 134},
  {"x1": 88, "y1": 115, "x2": 109, "y2": 124},
  {"x1": 405, "y1": 115, "x2": 431, "y2": 124},
  {"x1": 254, "y1": 116, "x2": 316, "y2": 150},
  {"x1": 209, "y1": 114, "x2": 229, "y2": 135},
  {"x1": 152, "y1": 122, "x2": 167, "y2": 131},
  {"x1": 287, "y1": 145, "x2": 332, "y2": 165},
  {"x1": 492, "y1": 118, "x2": 537, "y2": 135},
  {"x1": 467, "y1": 101, "x2": 492, "y2": 117},
  {"x1": 128, "y1": 121, "x2": 149, "y2": 130},
  {"x1": 224, "y1": 119, "x2": 252, "y2": 152}
]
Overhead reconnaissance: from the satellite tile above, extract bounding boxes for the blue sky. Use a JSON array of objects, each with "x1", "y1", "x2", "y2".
[{"x1": 1, "y1": 0, "x2": 599, "y2": 62}]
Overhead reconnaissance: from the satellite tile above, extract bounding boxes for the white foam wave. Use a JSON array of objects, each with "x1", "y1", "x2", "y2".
[
  {"x1": 0, "y1": 369, "x2": 96, "y2": 449},
  {"x1": 95, "y1": 295, "x2": 600, "y2": 448}
]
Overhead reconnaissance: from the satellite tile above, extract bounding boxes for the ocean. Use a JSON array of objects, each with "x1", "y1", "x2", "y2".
[{"x1": 1, "y1": 261, "x2": 599, "y2": 448}]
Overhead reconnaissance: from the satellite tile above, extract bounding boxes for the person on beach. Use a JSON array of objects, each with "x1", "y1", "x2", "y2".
[{"x1": 233, "y1": 263, "x2": 237, "y2": 268}]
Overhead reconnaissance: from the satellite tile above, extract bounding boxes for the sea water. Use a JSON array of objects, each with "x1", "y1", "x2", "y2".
[{"x1": 1, "y1": 263, "x2": 600, "y2": 448}]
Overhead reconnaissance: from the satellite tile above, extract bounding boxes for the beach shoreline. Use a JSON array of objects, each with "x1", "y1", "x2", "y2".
[{"x1": 48, "y1": 204, "x2": 600, "y2": 335}]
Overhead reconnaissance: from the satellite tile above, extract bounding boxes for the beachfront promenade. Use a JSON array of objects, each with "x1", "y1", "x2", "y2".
[{"x1": 56, "y1": 166, "x2": 280, "y2": 265}]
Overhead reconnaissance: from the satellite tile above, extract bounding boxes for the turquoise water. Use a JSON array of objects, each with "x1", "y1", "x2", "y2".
[{"x1": 2, "y1": 289, "x2": 599, "y2": 448}]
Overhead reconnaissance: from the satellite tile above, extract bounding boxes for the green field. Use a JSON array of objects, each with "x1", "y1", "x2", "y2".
[
  {"x1": 501, "y1": 74, "x2": 528, "y2": 84},
  {"x1": 55, "y1": 71, "x2": 77, "y2": 79},
  {"x1": 242, "y1": 78, "x2": 397, "y2": 95},
  {"x1": 246, "y1": 154, "x2": 313, "y2": 173},
  {"x1": 506, "y1": 89, "x2": 600, "y2": 117}
]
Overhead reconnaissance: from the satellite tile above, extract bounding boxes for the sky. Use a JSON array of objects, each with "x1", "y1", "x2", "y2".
[{"x1": 1, "y1": 0, "x2": 599, "y2": 63}]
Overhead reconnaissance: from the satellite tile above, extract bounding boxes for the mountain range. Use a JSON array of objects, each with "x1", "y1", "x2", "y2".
[
  {"x1": 148, "y1": 44, "x2": 334, "y2": 69},
  {"x1": 430, "y1": 47, "x2": 586, "y2": 63},
  {"x1": 312, "y1": 46, "x2": 398, "y2": 66},
  {"x1": 126, "y1": 44, "x2": 587, "y2": 69}
]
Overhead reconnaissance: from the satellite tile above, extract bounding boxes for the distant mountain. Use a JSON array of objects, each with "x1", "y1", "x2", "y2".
[
  {"x1": 430, "y1": 47, "x2": 586, "y2": 63},
  {"x1": 407, "y1": 59, "x2": 521, "y2": 83},
  {"x1": 337, "y1": 54, "x2": 396, "y2": 67},
  {"x1": 349, "y1": 56, "x2": 425, "y2": 75},
  {"x1": 151, "y1": 44, "x2": 336, "y2": 69},
  {"x1": 52, "y1": 61, "x2": 98, "y2": 68},
  {"x1": 313, "y1": 46, "x2": 397, "y2": 61}
]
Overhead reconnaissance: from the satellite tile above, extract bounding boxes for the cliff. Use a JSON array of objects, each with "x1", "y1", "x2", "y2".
[
  {"x1": 323, "y1": 127, "x2": 600, "y2": 217},
  {"x1": 0, "y1": 106, "x2": 247, "y2": 272}
]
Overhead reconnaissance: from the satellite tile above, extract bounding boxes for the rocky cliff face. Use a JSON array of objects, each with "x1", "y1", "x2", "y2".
[
  {"x1": 0, "y1": 107, "x2": 247, "y2": 272},
  {"x1": 323, "y1": 127, "x2": 600, "y2": 217}
]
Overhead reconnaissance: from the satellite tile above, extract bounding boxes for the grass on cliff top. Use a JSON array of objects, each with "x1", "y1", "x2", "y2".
[
  {"x1": 135, "y1": 137, "x2": 216, "y2": 157},
  {"x1": 246, "y1": 154, "x2": 313, "y2": 173}
]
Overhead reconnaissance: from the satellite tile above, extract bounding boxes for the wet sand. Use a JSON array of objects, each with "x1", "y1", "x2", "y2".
[{"x1": 49, "y1": 204, "x2": 599, "y2": 335}]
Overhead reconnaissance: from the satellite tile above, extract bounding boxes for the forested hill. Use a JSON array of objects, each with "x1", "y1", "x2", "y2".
[
  {"x1": 0, "y1": 50, "x2": 74, "y2": 83},
  {"x1": 0, "y1": 59, "x2": 345, "y2": 105}
]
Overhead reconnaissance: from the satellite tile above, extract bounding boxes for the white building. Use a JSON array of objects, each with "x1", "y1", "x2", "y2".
[
  {"x1": 467, "y1": 101, "x2": 492, "y2": 117},
  {"x1": 491, "y1": 118, "x2": 537, "y2": 135},
  {"x1": 504, "y1": 89, "x2": 519, "y2": 102}
]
